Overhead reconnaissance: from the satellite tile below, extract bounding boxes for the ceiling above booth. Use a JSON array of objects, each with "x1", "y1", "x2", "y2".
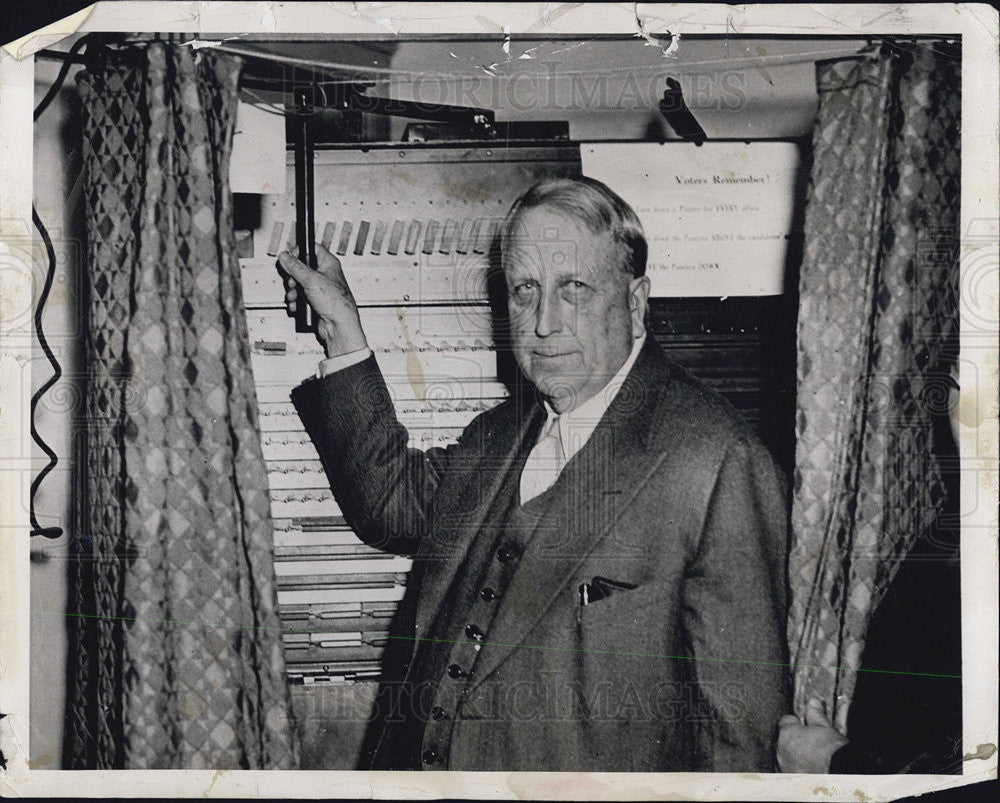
[{"x1": 225, "y1": 36, "x2": 869, "y2": 141}]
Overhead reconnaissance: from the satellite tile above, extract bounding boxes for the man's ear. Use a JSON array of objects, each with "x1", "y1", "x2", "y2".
[{"x1": 628, "y1": 275, "x2": 651, "y2": 337}]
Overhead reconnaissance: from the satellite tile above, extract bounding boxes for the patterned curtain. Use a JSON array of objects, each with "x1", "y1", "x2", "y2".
[
  {"x1": 787, "y1": 45, "x2": 960, "y2": 730},
  {"x1": 66, "y1": 42, "x2": 298, "y2": 769}
]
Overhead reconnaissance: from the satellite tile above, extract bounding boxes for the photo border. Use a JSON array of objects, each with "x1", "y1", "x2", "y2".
[{"x1": 1, "y1": 3, "x2": 996, "y2": 799}]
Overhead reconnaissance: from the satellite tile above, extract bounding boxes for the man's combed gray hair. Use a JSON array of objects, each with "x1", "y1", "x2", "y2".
[{"x1": 500, "y1": 176, "x2": 648, "y2": 278}]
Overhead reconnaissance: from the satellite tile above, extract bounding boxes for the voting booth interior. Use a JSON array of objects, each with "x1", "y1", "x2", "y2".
[
  {"x1": 230, "y1": 66, "x2": 804, "y2": 765},
  {"x1": 36, "y1": 34, "x2": 969, "y2": 772}
]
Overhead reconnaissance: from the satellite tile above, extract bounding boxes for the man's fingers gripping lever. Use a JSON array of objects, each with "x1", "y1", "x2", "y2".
[{"x1": 278, "y1": 244, "x2": 369, "y2": 359}]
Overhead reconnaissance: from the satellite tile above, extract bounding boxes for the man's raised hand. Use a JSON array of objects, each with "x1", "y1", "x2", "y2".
[{"x1": 278, "y1": 244, "x2": 368, "y2": 359}]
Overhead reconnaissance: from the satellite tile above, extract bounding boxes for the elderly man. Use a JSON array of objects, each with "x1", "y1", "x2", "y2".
[{"x1": 280, "y1": 176, "x2": 790, "y2": 772}]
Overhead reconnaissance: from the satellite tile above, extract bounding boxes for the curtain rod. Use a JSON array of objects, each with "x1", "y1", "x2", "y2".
[
  {"x1": 36, "y1": 34, "x2": 958, "y2": 74},
  {"x1": 203, "y1": 36, "x2": 959, "y2": 82},
  {"x1": 212, "y1": 41, "x2": 881, "y2": 78}
]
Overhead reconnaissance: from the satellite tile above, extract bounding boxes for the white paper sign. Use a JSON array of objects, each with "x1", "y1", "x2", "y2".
[
  {"x1": 582, "y1": 142, "x2": 800, "y2": 297},
  {"x1": 230, "y1": 101, "x2": 287, "y2": 194}
]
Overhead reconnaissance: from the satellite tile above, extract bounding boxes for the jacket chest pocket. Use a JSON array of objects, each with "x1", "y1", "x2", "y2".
[
  {"x1": 578, "y1": 580, "x2": 655, "y2": 624},
  {"x1": 576, "y1": 580, "x2": 680, "y2": 653}
]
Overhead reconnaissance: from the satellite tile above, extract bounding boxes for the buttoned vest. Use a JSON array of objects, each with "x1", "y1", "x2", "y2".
[{"x1": 386, "y1": 413, "x2": 564, "y2": 768}]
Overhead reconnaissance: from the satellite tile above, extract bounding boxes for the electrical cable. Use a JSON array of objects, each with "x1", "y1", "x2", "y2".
[
  {"x1": 34, "y1": 35, "x2": 89, "y2": 121},
  {"x1": 29, "y1": 208, "x2": 65, "y2": 538},
  {"x1": 29, "y1": 36, "x2": 90, "y2": 537}
]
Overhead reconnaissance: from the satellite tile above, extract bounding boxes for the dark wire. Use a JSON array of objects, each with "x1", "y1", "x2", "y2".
[
  {"x1": 30, "y1": 208, "x2": 65, "y2": 538},
  {"x1": 29, "y1": 36, "x2": 90, "y2": 537},
  {"x1": 33, "y1": 35, "x2": 89, "y2": 122}
]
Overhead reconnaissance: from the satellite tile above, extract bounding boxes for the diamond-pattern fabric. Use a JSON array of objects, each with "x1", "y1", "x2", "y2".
[
  {"x1": 67, "y1": 43, "x2": 297, "y2": 769},
  {"x1": 787, "y1": 48, "x2": 960, "y2": 729}
]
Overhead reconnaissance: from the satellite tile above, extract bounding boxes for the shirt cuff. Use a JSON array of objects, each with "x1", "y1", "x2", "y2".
[{"x1": 317, "y1": 347, "x2": 372, "y2": 377}]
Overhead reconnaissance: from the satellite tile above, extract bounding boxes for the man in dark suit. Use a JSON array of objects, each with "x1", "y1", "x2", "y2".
[{"x1": 279, "y1": 176, "x2": 790, "y2": 772}]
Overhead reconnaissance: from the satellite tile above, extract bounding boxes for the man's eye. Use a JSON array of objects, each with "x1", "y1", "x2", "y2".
[
  {"x1": 563, "y1": 280, "x2": 590, "y2": 295},
  {"x1": 512, "y1": 282, "x2": 537, "y2": 300}
]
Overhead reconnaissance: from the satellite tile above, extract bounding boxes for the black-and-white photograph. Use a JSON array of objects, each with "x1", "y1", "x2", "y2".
[{"x1": 2, "y1": 2, "x2": 997, "y2": 799}]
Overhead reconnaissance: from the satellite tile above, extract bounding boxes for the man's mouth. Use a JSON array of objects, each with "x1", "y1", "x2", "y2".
[{"x1": 532, "y1": 349, "x2": 574, "y2": 358}]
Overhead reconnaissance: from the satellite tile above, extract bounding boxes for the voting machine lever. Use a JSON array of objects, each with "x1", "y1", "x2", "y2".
[{"x1": 293, "y1": 86, "x2": 317, "y2": 333}]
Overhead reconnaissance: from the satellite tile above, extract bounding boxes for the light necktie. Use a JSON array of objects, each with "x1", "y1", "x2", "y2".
[{"x1": 519, "y1": 415, "x2": 565, "y2": 504}]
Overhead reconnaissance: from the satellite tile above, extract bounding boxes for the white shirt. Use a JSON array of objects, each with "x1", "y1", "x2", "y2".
[
  {"x1": 316, "y1": 331, "x2": 648, "y2": 505},
  {"x1": 318, "y1": 348, "x2": 372, "y2": 377}
]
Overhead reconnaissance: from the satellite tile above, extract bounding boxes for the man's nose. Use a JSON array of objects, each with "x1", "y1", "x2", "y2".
[{"x1": 534, "y1": 291, "x2": 563, "y2": 337}]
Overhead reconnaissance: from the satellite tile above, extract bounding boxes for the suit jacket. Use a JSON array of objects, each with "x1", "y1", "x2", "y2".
[{"x1": 291, "y1": 337, "x2": 790, "y2": 772}]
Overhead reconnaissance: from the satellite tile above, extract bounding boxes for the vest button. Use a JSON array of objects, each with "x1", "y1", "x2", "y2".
[
  {"x1": 431, "y1": 706, "x2": 447, "y2": 721},
  {"x1": 448, "y1": 663, "x2": 469, "y2": 679},
  {"x1": 496, "y1": 546, "x2": 516, "y2": 563},
  {"x1": 422, "y1": 748, "x2": 440, "y2": 765},
  {"x1": 480, "y1": 587, "x2": 497, "y2": 601},
  {"x1": 465, "y1": 624, "x2": 484, "y2": 641}
]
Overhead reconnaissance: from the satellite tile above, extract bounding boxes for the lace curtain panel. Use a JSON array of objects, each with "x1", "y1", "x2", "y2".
[
  {"x1": 66, "y1": 43, "x2": 297, "y2": 769},
  {"x1": 787, "y1": 46, "x2": 960, "y2": 730}
]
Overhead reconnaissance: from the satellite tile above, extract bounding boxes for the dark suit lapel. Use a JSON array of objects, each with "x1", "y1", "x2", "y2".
[
  {"x1": 466, "y1": 340, "x2": 674, "y2": 691},
  {"x1": 412, "y1": 394, "x2": 544, "y2": 636}
]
